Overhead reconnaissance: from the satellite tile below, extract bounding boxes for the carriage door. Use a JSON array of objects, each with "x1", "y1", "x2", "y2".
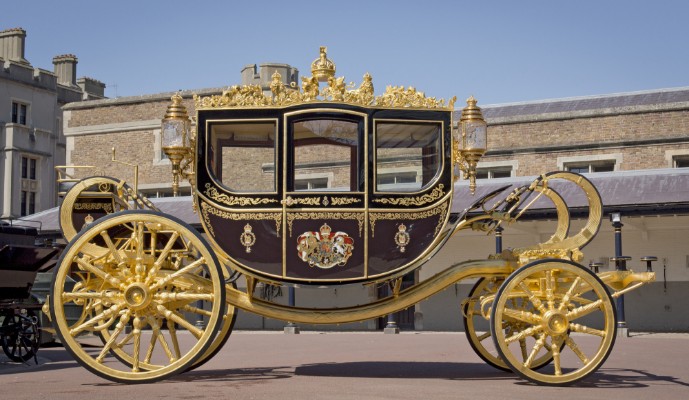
[{"x1": 282, "y1": 110, "x2": 367, "y2": 282}]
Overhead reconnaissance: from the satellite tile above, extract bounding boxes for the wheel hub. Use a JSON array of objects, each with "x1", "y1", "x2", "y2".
[
  {"x1": 543, "y1": 310, "x2": 569, "y2": 336},
  {"x1": 124, "y1": 283, "x2": 152, "y2": 310}
]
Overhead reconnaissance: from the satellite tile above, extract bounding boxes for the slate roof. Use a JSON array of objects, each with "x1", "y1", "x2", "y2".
[{"x1": 24, "y1": 168, "x2": 689, "y2": 235}]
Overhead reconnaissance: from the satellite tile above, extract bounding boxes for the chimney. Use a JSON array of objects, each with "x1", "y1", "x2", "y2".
[
  {"x1": 77, "y1": 77, "x2": 106, "y2": 99},
  {"x1": 0, "y1": 27, "x2": 30, "y2": 64},
  {"x1": 53, "y1": 54, "x2": 78, "y2": 87}
]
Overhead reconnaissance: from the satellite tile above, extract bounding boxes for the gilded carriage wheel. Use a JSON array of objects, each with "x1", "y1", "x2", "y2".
[
  {"x1": 463, "y1": 277, "x2": 555, "y2": 372},
  {"x1": 491, "y1": 259, "x2": 616, "y2": 386},
  {"x1": 50, "y1": 210, "x2": 226, "y2": 383}
]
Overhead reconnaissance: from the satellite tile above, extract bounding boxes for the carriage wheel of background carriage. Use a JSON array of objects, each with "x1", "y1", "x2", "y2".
[
  {"x1": 186, "y1": 294, "x2": 237, "y2": 372},
  {"x1": 1, "y1": 311, "x2": 40, "y2": 363},
  {"x1": 491, "y1": 259, "x2": 616, "y2": 385},
  {"x1": 50, "y1": 210, "x2": 226, "y2": 383},
  {"x1": 463, "y1": 277, "x2": 556, "y2": 372}
]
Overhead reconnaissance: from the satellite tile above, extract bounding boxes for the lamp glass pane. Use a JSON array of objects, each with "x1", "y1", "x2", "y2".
[
  {"x1": 162, "y1": 119, "x2": 186, "y2": 147},
  {"x1": 463, "y1": 120, "x2": 487, "y2": 150}
]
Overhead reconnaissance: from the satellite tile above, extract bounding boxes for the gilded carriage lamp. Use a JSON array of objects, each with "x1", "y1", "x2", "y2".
[
  {"x1": 454, "y1": 96, "x2": 487, "y2": 194},
  {"x1": 162, "y1": 93, "x2": 193, "y2": 196}
]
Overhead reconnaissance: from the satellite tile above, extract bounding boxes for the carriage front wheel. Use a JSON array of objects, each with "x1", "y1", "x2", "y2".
[
  {"x1": 491, "y1": 259, "x2": 616, "y2": 385},
  {"x1": 50, "y1": 210, "x2": 226, "y2": 383}
]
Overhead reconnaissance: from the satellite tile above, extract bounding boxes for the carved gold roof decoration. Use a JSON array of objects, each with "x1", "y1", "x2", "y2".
[{"x1": 194, "y1": 47, "x2": 456, "y2": 110}]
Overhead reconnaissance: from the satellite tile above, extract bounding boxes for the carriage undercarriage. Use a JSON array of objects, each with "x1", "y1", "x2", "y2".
[{"x1": 45, "y1": 48, "x2": 655, "y2": 386}]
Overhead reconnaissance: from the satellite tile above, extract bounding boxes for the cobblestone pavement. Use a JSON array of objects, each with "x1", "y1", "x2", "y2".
[{"x1": 1, "y1": 331, "x2": 687, "y2": 400}]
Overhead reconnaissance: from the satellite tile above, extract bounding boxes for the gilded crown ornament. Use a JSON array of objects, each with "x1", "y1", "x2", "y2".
[{"x1": 194, "y1": 47, "x2": 455, "y2": 110}]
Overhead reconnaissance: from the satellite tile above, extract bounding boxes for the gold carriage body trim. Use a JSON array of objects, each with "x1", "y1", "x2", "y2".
[
  {"x1": 287, "y1": 212, "x2": 365, "y2": 237},
  {"x1": 194, "y1": 48, "x2": 456, "y2": 111},
  {"x1": 369, "y1": 200, "x2": 449, "y2": 238},
  {"x1": 73, "y1": 202, "x2": 114, "y2": 213},
  {"x1": 204, "y1": 183, "x2": 278, "y2": 207},
  {"x1": 199, "y1": 202, "x2": 282, "y2": 238},
  {"x1": 329, "y1": 196, "x2": 361, "y2": 206},
  {"x1": 372, "y1": 184, "x2": 445, "y2": 206}
]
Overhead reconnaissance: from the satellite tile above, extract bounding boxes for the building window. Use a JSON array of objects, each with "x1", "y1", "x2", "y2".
[
  {"x1": 476, "y1": 167, "x2": 512, "y2": 180},
  {"x1": 673, "y1": 156, "x2": 689, "y2": 168},
  {"x1": 12, "y1": 102, "x2": 28, "y2": 125},
  {"x1": 20, "y1": 156, "x2": 39, "y2": 216},
  {"x1": 377, "y1": 171, "x2": 419, "y2": 189},
  {"x1": 564, "y1": 160, "x2": 615, "y2": 173},
  {"x1": 294, "y1": 176, "x2": 330, "y2": 191}
]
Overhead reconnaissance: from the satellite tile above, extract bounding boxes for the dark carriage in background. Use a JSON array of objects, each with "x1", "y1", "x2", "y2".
[
  {"x1": 47, "y1": 48, "x2": 655, "y2": 385},
  {"x1": 1, "y1": 219, "x2": 59, "y2": 363}
]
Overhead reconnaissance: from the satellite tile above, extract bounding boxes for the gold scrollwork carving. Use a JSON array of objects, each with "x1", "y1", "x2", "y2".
[
  {"x1": 73, "y1": 202, "x2": 114, "y2": 213},
  {"x1": 287, "y1": 212, "x2": 364, "y2": 237},
  {"x1": 194, "y1": 48, "x2": 455, "y2": 111},
  {"x1": 292, "y1": 197, "x2": 321, "y2": 206},
  {"x1": 373, "y1": 184, "x2": 445, "y2": 206},
  {"x1": 369, "y1": 202, "x2": 448, "y2": 237},
  {"x1": 329, "y1": 197, "x2": 361, "y2": 206},
  {"x1": 204, "y1": 183, "x2": 278, "y2": 207},
  {"x1": 200, "y1": 202, "x2": 282, "y2": 238}
]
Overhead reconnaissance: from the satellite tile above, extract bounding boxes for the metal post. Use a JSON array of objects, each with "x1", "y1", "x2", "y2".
[
  {"x1": 610, "y1": 213, "x2": 629, "y2": 337},
  {"x1": 284, "y1": 286, "x2": 300, "y2": 334},
  {"x1": 495, "y1": 226, "x2": 504, "y2": 254},
  {"x1": 384, "y1": 284, "x2": 400, "y2": 334}
]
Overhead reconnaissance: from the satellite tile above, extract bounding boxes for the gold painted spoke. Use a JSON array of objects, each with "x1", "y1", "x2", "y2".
[
  {"x1": 131, "y1": 317, "x2": 144, "y2": 372},
  {"x1": 182, "y1": 304, "x2": 213, "y2": 318},
  {"x1": 146, "y1": 232, "x2": 180, "y2": 284},
  {"x1": 96, "y1": 310, "x2": 132, "y2": 363},
  {"x1": 155, "y1": 292, "x2": 214, "y2": 303},
  {"x1": 144, "y1": 316, "x2": 176, "y2": 364},
  {"x1": 518, "y1": 282, "x2": 548, "y2": 314},
  {"x1": 558, "y1": 276, "x2": 582, "y2": 312},
  {"x1": 74, "y1": 256, "x2": 123, "y2": 289},
  {"x1": 100, "y1": 230, "x2": 125, "y2": 266},
  {"x1": 564, "y1": 336, "x2": 590, "y2": 364},
  {"x1": 477, "y1": 331, "x2": 491, "y2": 342},
  {"x1": 69, "y1": 304, "x2": 122, "y2": 336},
  {"x1": 545, "y1": 271, "x2": 556, "y2": 310},
  {"x1": 116, "y1": 331, "x2": 134, "y2": 348},
  {"x1": 168, "y1": 320, "x2": 182, "y2": 359},
  {"x1": 134, "y1": 222, "x2": 146, "y2": 280},
  {"x1": 502, "y1": 307, "x2": 542, "y2": 325},
  {"x1": 570, "y1": 323, "x2": 606, "y2": 337},
  {"x1": 519, "y1": 338, "x2": 528, "y2": 362},
  {"x1": 523, "y1": 335, "x2": 547, "y2": 368},
  {"x1": 62, "y1": 291, "x2": 117, "y2": 301},
  {"x1": 566, "y1": 299, "x2": 603, "y2": 321},
  {"x1": 505, "y1": 325, "x2": 543, "y2": 345},
  {"x1": 149, "y1": 258, "x2": 207, "y2": 292},
  {"x1": 552, "y1": 336, "x2": 564, "y2": 376},
  {"x1": 155, "y1": 304, "x2": 204, "y2": 339}
]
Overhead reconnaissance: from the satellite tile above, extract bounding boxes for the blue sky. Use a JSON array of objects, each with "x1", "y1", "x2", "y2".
[{"x1": 5, "y1": 0, "x2": 688, "y2": 105}]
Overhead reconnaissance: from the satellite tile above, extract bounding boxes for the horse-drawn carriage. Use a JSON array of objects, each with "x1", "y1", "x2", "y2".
[{"x1": 47, "y1": 48, "x2": 655, "y2": 385}]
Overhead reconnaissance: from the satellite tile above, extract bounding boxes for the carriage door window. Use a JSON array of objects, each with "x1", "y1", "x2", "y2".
[
  {"x1": 209, "y1": 121, "x2": 277, "y2": 193},
  {"x1": 292, "y1": 119, "x2": 359, "y2": 192},
  {"x1": 375, "y1": 122, "x2": 441, "y2": 192}
]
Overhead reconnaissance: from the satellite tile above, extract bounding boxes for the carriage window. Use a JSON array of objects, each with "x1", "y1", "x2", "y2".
[
  {"x1": 209, "y1": 121, "x2": 276, "y2": 192},
  {"x1": 292, "y1": 119, "x2": 359, "y2": 192},
  {"x1": 375, "y1": 122, "x2": 441, "y2": 192}
]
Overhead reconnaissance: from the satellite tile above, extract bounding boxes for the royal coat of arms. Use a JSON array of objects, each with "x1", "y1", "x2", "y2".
[{"x1": 296, "y1": 223, "x2": 354, "y2": 269}]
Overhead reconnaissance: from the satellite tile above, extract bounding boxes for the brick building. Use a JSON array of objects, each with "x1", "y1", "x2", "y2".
[{"x1": 41, "y1": 70, "x2": 689, "y2": 331}]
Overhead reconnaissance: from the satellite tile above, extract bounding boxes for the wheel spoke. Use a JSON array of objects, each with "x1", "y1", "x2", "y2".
[
  {"x1": 182, "y1": 304, "x2": 213, "y2": 319},
  {"x1": 552, "y1": 336, "x2": 563, "y2": 376},
  {"x1": 146, "y1": 316, "x2": 176, "y2": 363},
  {"x1": 146, "y1": 232, "x2": 180, "y2": 284},
  {"x1": 100, "y1": 230, "x2": 125, "y2": 266},
  {"x1": 545, "y1": 271, "x2": 556, "y2": 310},
  {"x1": 149, "y1": 258, "x2": 206, "y2": 292},
  {"x1": 131, "y1": 317, "x2": 144, "y2": 372},
  {"x1": 505, "y1": 325, "x2": 543, "y2": 345},
  {"x1": 75, "y1": 256, "x2": 124, "y2": 289},
  {"x1": 519, "y1": 338, "x2": 528, "y2": 362},
  {"x1": 558, "y1": 276, "x2": 582, "y2": 312},
  {"x1": 168, "y1": 320, "x2": 182, "y2": 359},
  {"x1": 570, "y1": 323, "x2": 606, "y2": 337},
  {"x1": 70, "y1": 304, "x2": 123, "y2": 336},
  {"x1": 518, "y1": 282, "x2": 548, "y2": 314},
  {"x1": 566, "y1": 299, "x2": 603, "y2": 321},
  {"x1": 564, "y1": 336, "x2": 590, "y2": 364},
  {"x1": 502, "y1": 307, "x2": 542, "y2": 325},
  {"x1": 523, "y1": 335, "x2": 547, "y2": 368},
  {"x1": 155, "y1": 292, "x2": 215, "y2": 303},
  {"x1": 477, "y1": 331, "x2": 491, "y2": 342},
  {"x1": 96, "y1": 311, "x2": 131, "y2": 363},
  {"x1": 155, "y1": 304, "x2": 204, "y2": 339}
]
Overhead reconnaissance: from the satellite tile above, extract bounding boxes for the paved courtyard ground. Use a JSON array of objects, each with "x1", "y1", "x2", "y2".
[{"x1": 1, "y1": 331, "x2": 687, "y2": 400}]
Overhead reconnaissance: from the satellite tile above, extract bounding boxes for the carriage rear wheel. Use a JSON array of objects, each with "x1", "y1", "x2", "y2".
[
  {"x1": 1, "y1": 311, "x2": 39, "y2": 363},
  {"x1": 50, "y1": 210, "x2": 226, "y2": 383},
  {"x1": 463, "y1": 277, "x2": 554, "y2": 372},
  {"x1": 491, "y1": 259, "x2": 616, "y2": 385}
]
